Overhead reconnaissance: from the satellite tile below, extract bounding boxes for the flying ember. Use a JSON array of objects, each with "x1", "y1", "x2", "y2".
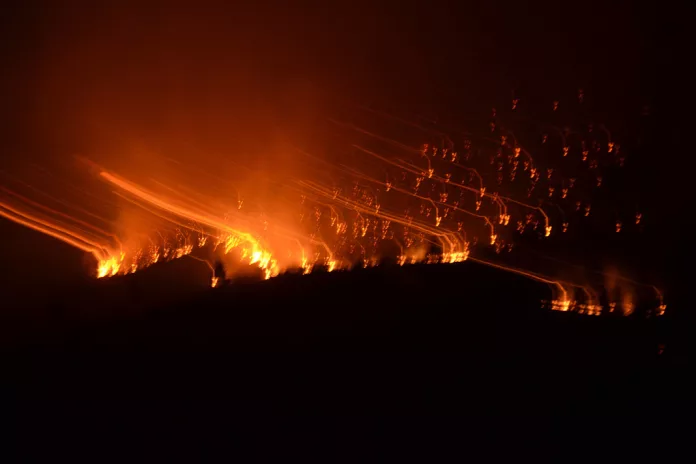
[{"x1": 0, "y1": 90, "x2": 665, "y2": 316}]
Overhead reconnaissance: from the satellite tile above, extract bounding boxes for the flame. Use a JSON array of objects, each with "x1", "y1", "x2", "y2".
[
  {"x1": 98, "y1": 254, "x2": 124, "y2": 278},
  {"x1": 622, "y1": 292, "x2": 635, "y2": 316},
  {"x1": 551, "y1": 298, "x2": 573, "y2": 312},
  {"x1": 0, "y1": 95, "x2": 665, "y2": 317}
]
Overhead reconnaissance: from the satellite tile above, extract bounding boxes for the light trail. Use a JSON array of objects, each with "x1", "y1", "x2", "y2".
[{"x1": 0, "y1": 89, "x2": 665, "y2": 315}]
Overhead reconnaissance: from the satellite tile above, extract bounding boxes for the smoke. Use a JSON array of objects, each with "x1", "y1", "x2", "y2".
[
  {"x1": 0, "y1": 3, "x2": 668, "y2": 313},
  {"x1": 25, "y1": 4, "x2": 323, "y2": 165},
  {"x1": 1, "y1": 4, "x2": 339, "y2": 282}
]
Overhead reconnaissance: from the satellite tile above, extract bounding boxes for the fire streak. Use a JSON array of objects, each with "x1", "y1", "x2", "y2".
[{"x1": 0, "y1": 91, "x2": 666, "y2": 315}]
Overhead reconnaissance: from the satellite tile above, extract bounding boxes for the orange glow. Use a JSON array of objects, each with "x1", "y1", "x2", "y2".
[{"x1": 0, "y1": 92, "x2": 665, "y2": 317}]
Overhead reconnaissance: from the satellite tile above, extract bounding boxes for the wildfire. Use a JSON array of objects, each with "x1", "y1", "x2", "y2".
[
  {"x1": 0, "y1": 89, "x2": 666, "y2": 316},
  {"x1": 98, "y1": 254, "x2": 124, "y2": 278},
  {"x1": 550, "y1": 299, "x2": 574, "y2": 312}
]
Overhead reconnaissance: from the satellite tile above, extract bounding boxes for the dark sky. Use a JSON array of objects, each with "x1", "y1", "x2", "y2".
[
  {"x1": 0, "y1": 1, "x2": 683, "y2": 305},
  {"x1": 1, "y1": 1, "x2": 677, "y2": 181},
  {"x1": 2, "y1": 1, "x2": 672, "y2": 116}
]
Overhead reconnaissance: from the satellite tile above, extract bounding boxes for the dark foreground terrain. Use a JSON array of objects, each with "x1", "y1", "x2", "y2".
[{"x1": 2, "y1": 263, "x2": 689, "y2": 459}]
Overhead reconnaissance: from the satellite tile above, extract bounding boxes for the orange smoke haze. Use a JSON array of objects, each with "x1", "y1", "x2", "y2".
[
  {"x1": 0, "y1": 4, "x2": 667, "y2": 316},
  {"x1": 2, "y1": 5, "x2": 338, "y2": 281}
]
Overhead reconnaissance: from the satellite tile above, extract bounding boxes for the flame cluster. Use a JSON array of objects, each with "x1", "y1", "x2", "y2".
[{"x1": 0, "y1": 90, "x2": 666, "y2": 316}]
